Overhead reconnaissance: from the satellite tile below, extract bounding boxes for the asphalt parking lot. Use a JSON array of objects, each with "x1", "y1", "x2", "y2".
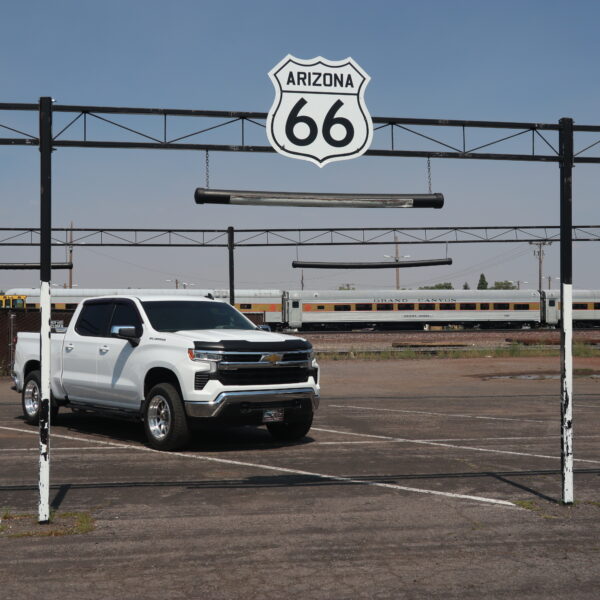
[{"x1": 1, "y1": 356, "x2": 599, "y2": 599}]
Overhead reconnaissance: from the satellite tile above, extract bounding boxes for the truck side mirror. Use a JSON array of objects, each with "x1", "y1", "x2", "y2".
[
  {"x1": 111, "y1": 325, "x2": 141, "y2": 347},
  {"x1": 256, "y1": 324, "x2": 271, "y2": 332}
]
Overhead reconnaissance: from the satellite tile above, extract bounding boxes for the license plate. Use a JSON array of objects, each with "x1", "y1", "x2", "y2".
[{"x1": 262, "y1": 408, "x2": 285, "y2": 423}]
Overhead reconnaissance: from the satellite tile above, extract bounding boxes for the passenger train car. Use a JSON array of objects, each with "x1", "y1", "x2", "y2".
[{"x1": 5, "y1": 288, "x2": 600, "y2": 330}]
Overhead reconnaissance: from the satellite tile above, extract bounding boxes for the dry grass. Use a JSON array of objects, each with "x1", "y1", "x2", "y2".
[
  {"x1": 0, "y1": 510, "x2": 95, "y2": 538},
  {"x1": 318, "y1": 344, "x2": 600, "y2": 361}
]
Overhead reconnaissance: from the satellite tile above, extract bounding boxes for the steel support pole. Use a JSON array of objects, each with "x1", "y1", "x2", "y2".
[
  {"x1": 38, "y1": 96, "x2": 53, "y2": 523},
  {"x1": 559, "y1": 117, "x2": 574, "y2": 504},
  {"x1": 228, "y1": 226, "x2": 235, "y2": 305}
]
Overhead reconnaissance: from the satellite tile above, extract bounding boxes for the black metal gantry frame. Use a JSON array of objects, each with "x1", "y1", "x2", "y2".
[
  {"x1": 2, "y1": 99, "x2": 597, "y2": 511},
  {"x1": 1, "y1": 225, "x2": 599, "y2": 247},
  {"x1": 2, "y1": 101, "x2": 600, "y2": 164}
]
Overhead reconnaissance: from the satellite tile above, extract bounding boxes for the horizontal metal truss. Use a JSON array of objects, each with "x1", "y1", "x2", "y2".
[
  {"x1": 0, "y1": 262, "x2": 72, "y2": 270},
  {"x1": 1, "y1": 226, "x2": 598, "y2": 247},
  {"x1": 2, "y1": 102, "x2": 600, "y2": 162}
]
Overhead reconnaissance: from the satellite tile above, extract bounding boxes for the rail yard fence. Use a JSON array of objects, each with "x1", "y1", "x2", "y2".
[{"x1": 0, "y1": 310, "x2": 74, "y2": 375}]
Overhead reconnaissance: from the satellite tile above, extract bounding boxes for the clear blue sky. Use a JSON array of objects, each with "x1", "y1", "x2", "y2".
[{"x1": 1, "y1": 0, "x2": 599, "y2": 291}]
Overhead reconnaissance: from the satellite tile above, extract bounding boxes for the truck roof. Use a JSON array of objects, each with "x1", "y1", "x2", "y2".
[{"x1": 83, "y1": 295, "x2": 219, "y2": 303}]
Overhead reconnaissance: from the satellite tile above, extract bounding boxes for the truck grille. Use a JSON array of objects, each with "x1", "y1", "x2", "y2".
[{"x1": 216, "y1": 367, "x2": 310, "y2": 386}]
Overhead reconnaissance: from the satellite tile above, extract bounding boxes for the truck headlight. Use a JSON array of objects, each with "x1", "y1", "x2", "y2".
[{"x1": 188, "y1": 349, "x2": 222, "y2": 362}]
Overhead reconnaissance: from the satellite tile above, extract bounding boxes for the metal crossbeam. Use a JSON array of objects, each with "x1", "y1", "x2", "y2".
[
  {"x1": 0, "y1": 226, "x2": 598, "y2": 247},
  {"x1": 3, "y1": 102, "x2": 600, "y2": 162}
]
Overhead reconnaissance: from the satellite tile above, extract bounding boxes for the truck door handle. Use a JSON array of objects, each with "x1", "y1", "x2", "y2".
[
  {"x1": 65, "y1": 343, "x2": 74, "y2": 351},
  {"x1": 99, "y1": 345, "x2": 109, "y2": 354}
]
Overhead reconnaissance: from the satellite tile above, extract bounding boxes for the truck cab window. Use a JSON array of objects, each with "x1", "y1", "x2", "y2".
[
  {"x1": 75, "y1": 302, "x2": 114, "y2": 337},
  {"x1": 111, "y1": 302, "x2": 143, "y2": 337}
]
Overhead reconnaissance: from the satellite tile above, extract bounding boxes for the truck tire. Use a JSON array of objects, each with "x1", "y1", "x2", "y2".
[
  {"x1": 143, "y1": 383, "x2": 191, "y2": 451},
  {"x1": 21, "y1": 370, "x2": 58, "y2": 425},
  {"x1": 266, "y1": 411, "x2": 313, "y2": 442}
]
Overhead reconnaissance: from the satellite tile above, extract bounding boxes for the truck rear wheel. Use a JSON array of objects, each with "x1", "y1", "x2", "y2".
[
  {"x1": 143, "y1": 383, "x2": 191, "y2": 451},
  {"x1": 22, "y1": 370, "x2": 58, "y2": 425},
  {"x1": 266, "y1": 411, "x2": 313, "y2": 442}
]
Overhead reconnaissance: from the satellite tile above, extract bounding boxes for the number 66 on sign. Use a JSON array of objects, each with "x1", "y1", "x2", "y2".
[{"x1": 267, "y1": 55, "x2": 373, "y2": 167}]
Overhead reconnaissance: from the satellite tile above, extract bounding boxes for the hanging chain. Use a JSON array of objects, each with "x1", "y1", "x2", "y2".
[
  {"x1": 427, "y1": 156, "x2": 432, "y2": 193},
  {"x1": 205, "y1": 150, "x2": 210, "y2": 189}
]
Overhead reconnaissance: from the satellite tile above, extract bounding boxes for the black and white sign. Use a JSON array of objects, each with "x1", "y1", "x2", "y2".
[{"x1": 267, "y1": 55, "x2": 373, "y2": 167}]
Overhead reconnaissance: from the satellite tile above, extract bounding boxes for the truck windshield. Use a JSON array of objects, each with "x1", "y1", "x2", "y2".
[{"x1": 142, "y1": 301, "x2": 256, "y2": 332}]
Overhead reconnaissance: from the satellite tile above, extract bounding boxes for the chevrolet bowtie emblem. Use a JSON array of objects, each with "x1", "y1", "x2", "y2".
[{"x1": 261, "y1": 353, "x2": 283, "y2": 364}]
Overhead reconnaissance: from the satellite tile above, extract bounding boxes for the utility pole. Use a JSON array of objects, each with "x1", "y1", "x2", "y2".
[
  {"x1": 530, "y1": 241, "x2": 551, "y2": 294},
  {"x1": 67, "y1": 221, "x2": 73, "y2": 288},
  {"x1": 394, "y1": 232, "x2": 400, "y2": 290},
  {"x1": 227, "y1": 226, "x2": 235, "y2": 305},
  {"x1": 530, "y1": 241, "x2": 551, "y2": 323}
]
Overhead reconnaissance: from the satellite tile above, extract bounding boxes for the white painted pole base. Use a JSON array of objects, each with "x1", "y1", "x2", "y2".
[
  {"x1": 38, "y1": 281, "x2": 51, "y2": 523},
  {"x1": 560, "y1": 283, "x2": 574, "y2": 504}
]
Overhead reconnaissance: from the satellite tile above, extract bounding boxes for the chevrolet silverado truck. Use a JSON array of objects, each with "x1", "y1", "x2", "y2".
[{"x1": 12, "y1": 295, "x2": 320, "y2": 450}]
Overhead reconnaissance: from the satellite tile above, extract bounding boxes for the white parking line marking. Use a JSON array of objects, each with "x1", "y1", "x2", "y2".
[
  {"x1": 312, "y1": 427, "x2": 600, "y2": 465},
  {"x1": 317, "y1": 434, "x2": 600, "y2": 445},
  {"x1": 318, "y1": 441, "x2": 393, "y2": 445},
  {"x1": 0, "y1": 425, "x2": 516, "y2": 508},
  {"x1": 329, "y1": 404, "x2": 547, "y2": 423},
  {"x1": 0, "y1": 446, "x2": 131, "y2": 452},
  {"x1": 419, "y1": 435, "x2": 600, "y2": 442}
]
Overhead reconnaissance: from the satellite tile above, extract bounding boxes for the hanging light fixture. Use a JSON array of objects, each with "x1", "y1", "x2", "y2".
[
  {"x1": 291, "y1": 258, "x2": 452, "y2": 269},
  {"x1": 194, "y1": 188, "x2": 444, "y2": 209}
]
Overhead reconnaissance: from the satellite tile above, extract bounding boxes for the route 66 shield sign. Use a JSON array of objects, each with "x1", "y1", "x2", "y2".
[{"x1": 267, "y1": 55, "x2": 373, "y2": 167}]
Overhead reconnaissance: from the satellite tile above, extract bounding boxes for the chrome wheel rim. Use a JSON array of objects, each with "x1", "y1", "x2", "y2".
[
  {"x1": 24, "y1": 380, "x2": 40, "y2": 417},
  {"x1": 148, "y1": 395, "x2": 171, "y2": 441}
]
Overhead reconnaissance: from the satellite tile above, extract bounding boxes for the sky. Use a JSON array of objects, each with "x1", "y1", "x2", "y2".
[{"x1": 1, "y1": 0, "x2": 600, "y2": 293}]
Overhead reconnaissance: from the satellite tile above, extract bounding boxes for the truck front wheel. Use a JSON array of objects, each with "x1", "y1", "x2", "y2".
[
  {"x1": 143, "y1": 383, "x2": 191, "y2": 451},
  {"x1": 266, "y1": 411, "x2": 313, "y2": 442},
  {"x1": 22, "y1": 370, "x2": 58, "y2": 425}
]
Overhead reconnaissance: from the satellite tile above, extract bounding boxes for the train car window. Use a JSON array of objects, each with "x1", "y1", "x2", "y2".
[
  {"x1": 66, "y1": 303, "x2": 78, "y2": 310},
  {"x1": 480, "y1": 303, "x2": 489, "y2": 310},
  {"x1": 418, "y1": 303, "x2": 435, "y2": 310},
  {"x1": 514, "y1": 304, "x2": 530, "y2": 310},
  {"x1": 334, "y1": 304, "x2": 352, "y2": 311},
  {"x1": 440, "y1": 303, "x2": 455, "y2": 310},
  {"x1": 376, "y1": 303, "x2": 393, "y2": 311},
  {"x1": 240, "y1": 304, "x2": 252, "y2": 309},
  {"x1": 292, "y1": 301, "x2": 300, "y2": 308},
  {"x1": 356, "y1": 303, "x2": 373, "y2": 311},
  {"x1": 317, "y1": 305, "x2": 325, "y2": 310},
  {"x1": 572, "y1": 303, "x2": 588, "y2": 310},
  {"x1": 493, "y1": 303, "x2": 510, "y2": 310},
  {"x1": 459, "y1": 303, "x2": 476, "y2": 310},
  {"x1": 397, "y1": 303, "x2": 414, "y2": 310},
  {"x1": 594, "y1": 303, "x2": 600, "y2": 310},
  {"x1": 549, "y1": 300, "x2": 556, "y2": 307}
]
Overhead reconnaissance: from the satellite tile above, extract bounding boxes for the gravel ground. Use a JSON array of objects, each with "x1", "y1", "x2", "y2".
[{"x1": 301, "y1": 329, "x2": 600, "y2": 351}]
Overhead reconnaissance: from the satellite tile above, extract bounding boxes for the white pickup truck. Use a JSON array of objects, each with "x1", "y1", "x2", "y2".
[{"x1": 12, "y1": 295, "x2": 320, "y2": 450}]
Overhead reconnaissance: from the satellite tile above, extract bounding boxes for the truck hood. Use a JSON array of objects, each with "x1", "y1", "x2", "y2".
[{"x1": 171, "y1": 329, "x2": 311, "y2": 350}]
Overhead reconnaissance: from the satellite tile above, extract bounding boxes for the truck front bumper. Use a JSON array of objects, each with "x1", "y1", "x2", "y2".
[{"x1": 184, "y1": 387, "x2": 319, "y2": 419}]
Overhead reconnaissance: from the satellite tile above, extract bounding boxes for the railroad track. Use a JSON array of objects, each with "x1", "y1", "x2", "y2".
[{"x1": 299, "y1": 327, "x2": 596, "y2": 334}]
